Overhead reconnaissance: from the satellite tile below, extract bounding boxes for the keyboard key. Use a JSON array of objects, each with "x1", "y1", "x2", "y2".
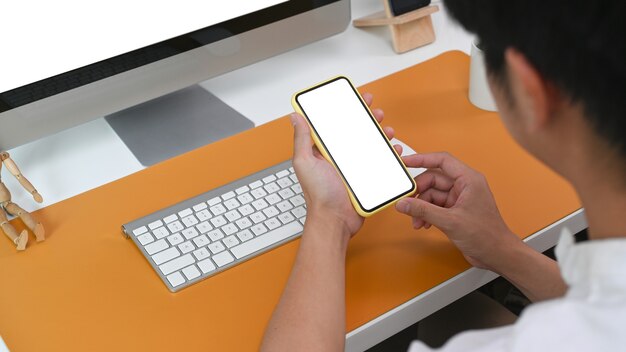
[
  {"x1": 264, "y1": 182, "x2": 280, "y2": 194},
  {"x1": 236, "y1": 185, "x2": 250, "y2": 195},
  {"x1": 249, "y1": 180, "x2": 263, "y2": 189},
  {"x1": 235, "y1": 217, "x2": 253, "y2": 230},
  {"x1": 292, "y1": 206, "x2": 307, "y2": 219},
  {"x1": 148, "y1": 220, "x2": 163, "y2": 230},
  {"x1": 212, "y1": 251, "x2": 235, "y2": 267},
  {"x1": 279, "y1": 188, "x2": 295, "y2": 199},
  {"x1": 163, "y1": 214, "x2": 178, "y2": 224},
  {"x1": 167, "y1": 233, "x2": 184, "y2": 246},
  {"x1": 167, "y1": 272, "x2": 185, "y2": 287},
  {"x1": 277, "y1": 177, "x2": 293, "y2": 188},
  {"x1": 182, "y1": 265, "x2": 201, "y2": 280},
  {"x1": 152, "y1": 247, "x2": 181, "y2": 265},
  {"x1": 210, "y1": 215, "x2": 227, "y2": 228},
  {"x1": 222, "y1": 223, "x2": 238, "y2": 236},
  {"x1": 179, "y1": 241, "x2": 195, "y2": 254},
  {"x1": 207, "y1": 229, "x2": 225, "y2": 242},
  {"x1": 276, "y1": 170, "x2": 290, "y2": 178},
  {"x1": 265, "y1": 217, "x2": 281, "y2": 230},
  {"x1": 210, "y1": 204, "x2": 227, "y2": 216},
  {"x1": 223, "y1": 235, "x2": 240, "y2": 248},
  {"x1": 182, "y1": 227, "x2": 199, "y2": 240},
  {"x1": 193, "y1": 202, "x2": 208, "y2": 212},
  {"x1": 132, "y1": 226, "x2": 148, "y2": 236},
  {"x1": 225, "y1": 210, "x2": 241, "y2": 222},
  {"x1": 251, "y1": 224, "x2": 268, "y2": 236},
  {"x1": 236, "y1": 230, "x2": 254, "y2": 242},
  {"x1": 145, "y1": 239, "x2": 168, "y2": 255},
  {"x1": 137, "y1": 233, "x2": 154, "y2": 245},
  {"x1": 193, "y1": 247, "x2": 211, "y2": 261},
  {"x1": 266, "y1": 193, "x2": 281, "y2": 205},
  {"x1": 224, "y1": 198, "x2": 240, "y2": 210},
  {"x1": 262, "y1": 175, "x2": 277, "y2": 183},
  {"x1": 237, "y1": 193, "x2": 254, "y2": 204},
  {"x1": 167, "y1": 221, "x2": 184, "y2": 233},
  {"x1": 277, "y1": 200, "x2": 293, "y2": 212},
  {"x1": 152, "y1": 226, "x2": 169, "y2": 239},
  {"x1": 289, "y1": 167, "x2": 295, "y2": 173},
  {"x1": 182, "y1": 215, "x2": 199, "y2": 228},
  {"x1": 196, "y1": 221, "x2": 212, "y2": 234},
  {"x1": 198, "y1": 258, "x2": 216, "y2": 273},
  {"x1": 278, "y1": 212, "x2": 296, "y2": 225},
  {"x1": 263, "y1": 206, "x2": 280, "y2": 218},
  {"x1": 290, "y1": 195, "x2": 306, "y2": 207},
  {"x1": 159, "y1": 254, "x2": 194, "y2": 275},
  {"x1": 208, "y1": 241, "x2": 226, "y2": 254},
  {"x1": 239, "y1": 204, "x2": 255, "y2": 216},
  {"x1": 250, "y1": 211, "x2": 267, "y2": 224},
  {"x1": 252, "y1": 199, "x2": 269, "y2": 211},
  {"x1": 289, "y1": 174, "x2": 299, "y2": 183},
  {"x1": 207, "y1": 197, "x2": 221, "y2": 206},
  {"x1": 196, "y1": 209, "x2": 212, "y2": 221},
  {"x1": 291, "y1": 184, "x2": 303, "y2": 194},
  {"x1": 221, "y1": 191, "x2": 236, "y2": 201},
  {"x1": 231, "y1": 222, "x2": 303, "y2": 260},
  {"x1": 178, "y1": 208, "x2": 193, "y2": 218},
  {"x1": 193, "y1": 235, "x2": 210, "y2": 248},
  {"x1": 251, "y1": 188, "x2": 268, "y2": 199}
]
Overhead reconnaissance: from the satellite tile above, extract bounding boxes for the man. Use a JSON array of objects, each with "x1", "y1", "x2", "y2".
[{"x1": 261, "y1": 0, "x2": 626, "y2": 350}]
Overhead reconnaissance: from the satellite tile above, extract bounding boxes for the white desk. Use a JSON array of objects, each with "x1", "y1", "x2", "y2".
[{"x1": 4, "y1": 1, "x2": 586, "y2": 351}]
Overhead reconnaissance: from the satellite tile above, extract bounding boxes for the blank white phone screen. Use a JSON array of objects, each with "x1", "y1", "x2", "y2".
[{"x1": 296, "y1": 77, "x2": 414, "y2": 211}]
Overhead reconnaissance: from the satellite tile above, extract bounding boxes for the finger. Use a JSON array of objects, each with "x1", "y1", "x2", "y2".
[
  {"x1": 415, "y1": 170, "x2": 455, "y2": 193},
  {"x1": 362, "y1": 92, "x2": 373, "y2": 106},
  {"x1": 418, "y1": 188, "x2": 450, "y2": 208},
  {"x1": 312, "y1": 145, "x2": 324, "y2": 159},
  {"x1": 412, "y1": 216, "x2": 424, "y2": 229},
  {"x1": 396, "y1": 197, "x2": 449, "y2": 228},
  {"x1": 291, "y1": 113, "x2": 313, "y2": 159},
  {"x1": 394, "y1": 144, "x2": 403, "y2": 155},
  {"x1": 419, "y1": 184, "x2": 459, "y2": 208},
  {"x1": 383, "y1": 126, "x2": 395, "y2": 140},
  {"x1": 402, "y1": 152, "x2": 469, "y2": 179},
  {"x1": 372, "y1": 108, "x2": 384, "y2": 123}
]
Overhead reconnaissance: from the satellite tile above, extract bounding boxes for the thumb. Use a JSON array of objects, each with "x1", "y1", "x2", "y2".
[
  {"x1": 291, "y1": 113, "x2": 313, "y2": 158},
  {"x1": 396, "y1": 197, "x2": 449, "y2": 228}
]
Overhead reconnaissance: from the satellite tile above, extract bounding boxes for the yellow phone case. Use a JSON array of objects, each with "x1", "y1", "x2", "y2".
[{"x1": 291, "y1": 75, "x2": 416, "y2": 217}]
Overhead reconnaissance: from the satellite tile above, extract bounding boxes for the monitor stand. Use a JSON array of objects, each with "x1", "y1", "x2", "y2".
[{"x1": 105, "y1": 85, "x2": 254, "y2": 166}]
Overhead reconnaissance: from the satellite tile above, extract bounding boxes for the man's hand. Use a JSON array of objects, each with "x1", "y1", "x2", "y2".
[
  {"x1": 261, "y1": 94, "x2": 400, "y2": 352},
  {"x1": 395, "y1": 152, "x2": 522, "y2": 272},
  {"x1": 291, "y1": 93, "x2": 398, "y2": 239}
]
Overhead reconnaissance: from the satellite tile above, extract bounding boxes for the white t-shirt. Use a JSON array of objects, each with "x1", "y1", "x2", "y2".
[{"x1": 408, "y1": 229, "x2": 626, "y2": 351}]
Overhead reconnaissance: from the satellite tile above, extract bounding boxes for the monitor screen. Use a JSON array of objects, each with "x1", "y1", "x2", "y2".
[
  {"x1": 0, "y1": 0, "x2": 338, "y2": 113},
  {"x1": 1, "y1": 0, "x2": 287, "y2": 94}
]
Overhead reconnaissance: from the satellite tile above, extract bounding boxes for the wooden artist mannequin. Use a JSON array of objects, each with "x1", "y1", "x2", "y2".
[{"x1": 0, "y1": 152, "x2": 45, "y2": 251}]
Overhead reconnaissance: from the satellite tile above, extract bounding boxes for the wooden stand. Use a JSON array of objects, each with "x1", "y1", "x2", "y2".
[{"x1": 353, "y1": 3, "x2": 439, "y2": 54}]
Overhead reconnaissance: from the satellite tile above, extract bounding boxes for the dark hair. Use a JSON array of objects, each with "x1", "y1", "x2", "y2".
[{"x1": 444, "y1": 0, "x2": 626, "y2": 159}]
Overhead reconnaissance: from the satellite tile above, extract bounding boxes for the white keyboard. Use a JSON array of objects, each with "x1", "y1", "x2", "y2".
[{"x1": 122, "y1": 160, "x2": 306, "y2": 292}]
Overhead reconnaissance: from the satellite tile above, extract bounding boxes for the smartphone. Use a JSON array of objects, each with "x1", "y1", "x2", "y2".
[{"x1": 291, "y1": 76, "x2": 416, "y2": 217}]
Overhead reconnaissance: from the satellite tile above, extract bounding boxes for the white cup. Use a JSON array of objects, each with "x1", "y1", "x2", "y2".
[{"x1": 469, "y1": 40, "x2": 497, "y2": 111}]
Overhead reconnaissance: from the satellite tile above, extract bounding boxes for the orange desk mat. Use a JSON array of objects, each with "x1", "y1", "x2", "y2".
[{"x1": 0, "y1": 51, "x2": 580, "y2": 351}]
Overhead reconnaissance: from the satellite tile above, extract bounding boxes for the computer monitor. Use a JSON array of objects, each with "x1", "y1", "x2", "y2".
[{"x1": 0, "y1": 0, "x2": 350, "y2": 165}]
